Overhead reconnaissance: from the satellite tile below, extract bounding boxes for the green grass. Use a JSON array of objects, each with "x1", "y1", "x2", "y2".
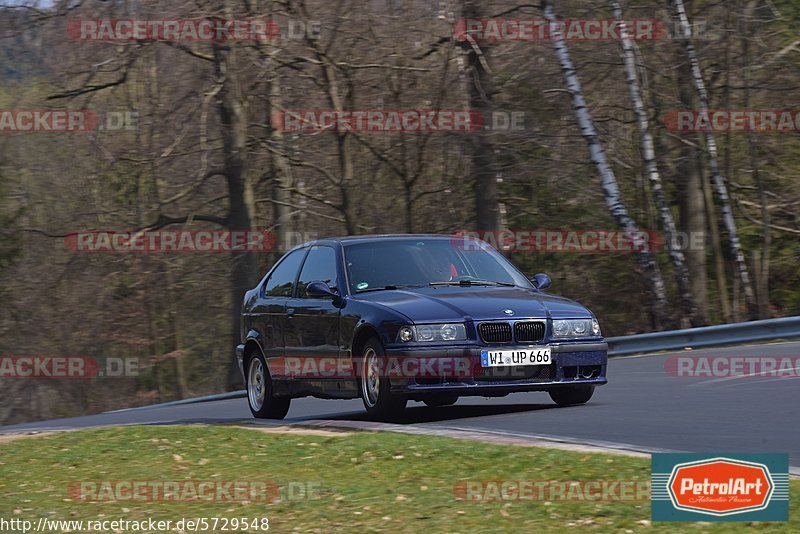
[{"x1": 0, "y1": 425, "x2": 796, "y2": 532}]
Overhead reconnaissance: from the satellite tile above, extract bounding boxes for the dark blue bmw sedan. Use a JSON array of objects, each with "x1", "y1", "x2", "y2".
[{"x1": 236, "y1": 235, "x2": 607, "y2": 421}]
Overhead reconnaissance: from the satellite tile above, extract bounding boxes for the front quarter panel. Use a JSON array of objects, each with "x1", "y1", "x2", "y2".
[{"x1": 339, "y1": 298, "x2": 413, "y2": 354}]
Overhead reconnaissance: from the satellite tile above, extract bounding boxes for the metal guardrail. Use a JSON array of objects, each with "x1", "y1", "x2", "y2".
[{"x1": 607, "y1": 316, "x2": 800, "y2": 356}]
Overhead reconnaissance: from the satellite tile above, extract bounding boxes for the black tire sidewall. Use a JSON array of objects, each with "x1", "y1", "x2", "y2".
[
  {"x1": 360, "y1": 337, "x2": 406, "y2": 420},
  {"x1": 247, "y1": 350, "x2": 290, "y2": 419},
  {"x1": 549, "y1": 385, "x2": 595, "y2": 406}
]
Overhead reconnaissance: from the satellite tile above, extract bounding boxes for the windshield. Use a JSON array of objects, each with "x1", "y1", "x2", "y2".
[{"x1": 343, "y1": 238, "x2": 532, "y2": 293}]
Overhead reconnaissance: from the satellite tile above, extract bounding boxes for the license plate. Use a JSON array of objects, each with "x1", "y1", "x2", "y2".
[{"x1": 481, "y1": 347, "x2": 551, "y2": 367}]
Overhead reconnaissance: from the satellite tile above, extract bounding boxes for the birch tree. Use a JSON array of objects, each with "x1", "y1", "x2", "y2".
[
  {"x1": 740, "y1": 0, "x2": 770, "y2": 318},
  {"x1": 542, "y1": 0, "x2": 669, "y2": 327},
  {"x1": 673, "y1": 0, "x2": 757, "y2": 318},
  {"x1": 610, "y1": 1, "x2": 700, "y2": 326}
]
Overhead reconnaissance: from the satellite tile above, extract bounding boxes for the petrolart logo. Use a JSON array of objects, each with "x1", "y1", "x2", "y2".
[{"x1": 651, "y1": 453, "x2": 789, "y2": 522}]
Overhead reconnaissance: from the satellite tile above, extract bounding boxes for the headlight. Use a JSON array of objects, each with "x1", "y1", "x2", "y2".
[
  {"x1": 396, "y1": 323, "x2": 467, "y2": 342},
  {"x1": 440, "y1": 324, "x2": 459, "y2": 341},
  {"x1": 553, "y1": 319, "x2": 571, "y2": 336},
  {"x1": 552, "y1": 319, "x2": 599, "y2": 338}
]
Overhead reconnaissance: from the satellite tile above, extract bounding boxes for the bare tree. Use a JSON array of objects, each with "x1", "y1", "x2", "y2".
[
  {"x1": 740, "y1": 0, "x2": 770, "y2": 318},
  {"x1": 461, "y1": 0, "x2": 500, "y2": 233},
  {"x1": 673, "y1": 0, "x2": 757, "y2": 318},
  {"x1": 543, "y1": 0, "x2": 669, "y2": 328},
  {"x1": 611, "y1": 0, "x2": 699, "y2": 326}
]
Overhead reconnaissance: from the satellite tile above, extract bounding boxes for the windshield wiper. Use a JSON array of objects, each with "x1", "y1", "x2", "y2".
[{"x1": 429, "y1": 279, "x2": 516, "y2": 287}]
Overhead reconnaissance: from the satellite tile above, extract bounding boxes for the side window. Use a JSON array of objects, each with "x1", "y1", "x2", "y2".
[
  {"x1": 297, "y1": 246, "x2": 339, "y2": 298},
  {"x1": 263, "y1": 249, "x2": 306, "y2": 297}
]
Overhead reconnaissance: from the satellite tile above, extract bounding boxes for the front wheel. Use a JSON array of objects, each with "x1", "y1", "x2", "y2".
[
  {"x1": 549, "y1": 385, "x2": 595, "y2": 406},
  {"x1": 247, "y1": 350, "x2": 291, "y2": 419},
  {"x1": 360, "y1": 337, "x2": 407, "y2": 421}
]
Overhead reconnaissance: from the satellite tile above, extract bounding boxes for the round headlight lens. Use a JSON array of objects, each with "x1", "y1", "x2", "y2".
[
  {"x1": 417, "y1": 325, "x2": 434, "y2": 341},
  {"x1": 553, "y1": 320, "x2": 570, "y2": 336},
  {"x1": 398, "y1": 327, "x2": 414, "y2": 342},
  {"x1": 440, "y1": 324, "x2": 458, "y2": 341},
  {"x1": 572, "y1": 320, "x2": 587, "y2": 335},
  {"x1": 592, "y1": 318, "x2": 601, "y2": 336}
]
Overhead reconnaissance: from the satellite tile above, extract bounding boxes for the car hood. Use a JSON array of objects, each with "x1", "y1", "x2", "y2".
[{"x1": 352, "y1": 286, "x2": 592, "y2": 323}]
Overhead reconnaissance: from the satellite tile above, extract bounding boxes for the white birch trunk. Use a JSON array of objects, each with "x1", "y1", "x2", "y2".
[
  {"x1": 611, "y1": 0, "x2": 699, "y2": 325},
  {"x1": 673, "y1": 0, "x2": 757, "y2": 318},
  {"x1": 543, "y1": 0, "x2": 669, "y2": 327}
]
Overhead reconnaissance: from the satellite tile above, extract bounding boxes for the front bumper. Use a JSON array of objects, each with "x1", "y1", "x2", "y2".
[{"x1": 383, "y1": 341, "x2": 607, "y2": 397}]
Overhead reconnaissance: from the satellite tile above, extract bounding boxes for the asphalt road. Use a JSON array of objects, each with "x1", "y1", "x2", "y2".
[{"x1": 2, "y1": 342, "x2": 799, "y2": 467}]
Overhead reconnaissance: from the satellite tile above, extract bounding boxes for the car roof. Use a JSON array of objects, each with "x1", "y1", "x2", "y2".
[{"x1": 301, "y1": 234, "x2": 460, "y2": 247}]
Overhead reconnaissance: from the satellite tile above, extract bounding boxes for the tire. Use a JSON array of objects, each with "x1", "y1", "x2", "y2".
[
  {"x1": 359, "y1": 337, "x2": 407, "y2": 421},
  {"x1": 549, "y1": 385, "x2": 595, "y2": 406},
  {"x1": 246, "y1": 349, "x2": 291, "y2": 419},
  {"x1": 423, "y1": 396, "x2": 458, "y2": 407}
]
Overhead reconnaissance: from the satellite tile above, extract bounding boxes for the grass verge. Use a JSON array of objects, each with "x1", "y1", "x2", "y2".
[{"x1": 0, "y1": 425, "x2": 796, "y2": 532}]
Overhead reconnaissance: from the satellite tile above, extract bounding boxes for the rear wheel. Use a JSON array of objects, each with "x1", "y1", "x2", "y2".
[
  {"x1": 549, "y1": 385, "x2": 595, "y2": 406},
  {"x1": 247, "y1": 350, "x2": 291, "y2": 419},
  {"x1": 423, "y1": 396, "x2": 458, "y2": 407},
  {"x1": 360, "y1": 337, "x2": 407, "y2": 421}
]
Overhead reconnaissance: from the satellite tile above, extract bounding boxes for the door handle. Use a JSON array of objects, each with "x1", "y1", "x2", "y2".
[{"x1": 286, "y1": 308, "x2": 295, "y2": 318}]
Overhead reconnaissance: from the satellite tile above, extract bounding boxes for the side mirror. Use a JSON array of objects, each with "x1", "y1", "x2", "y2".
[
  {"x1": 306, "y1": 281, "x2": 337, "y2": 298},
  {"x1": 531, "y1": 273, "x2": 552, "y2": 290}
]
